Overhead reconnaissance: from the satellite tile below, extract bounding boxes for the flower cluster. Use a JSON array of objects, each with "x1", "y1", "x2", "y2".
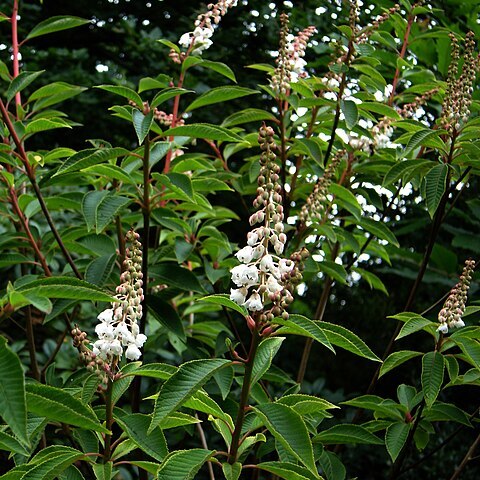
[
  {"x1": 300, "y1": 150, "x2": 345, "y2": 223},
  {"x1": 230, "y1": 125, "x2": 305, "y2": 321},
  {"x1": 437, "y1": 259, "x2": 475, "y2": 334},
  {"x1": 441, "y1": 32, "x2": 479, "y2": 134},
  {"x1": 176, "y1": 0, "x2": 238, "y2": 56},
  {"x1": 356, "y1": 4, "x2": 400, "y2": 44},
  {"x1": 72, "y1": 326, "x2": 108, "y2": 384},
  {"x1": 154, "y1": 109, "x2": 185, "y2": 127},
  {"x1": 270, "y1": 14, "x2": 317, "y2": 94},
  {"x1": 93, "y1": 230, "x2": 146, "y2": 361}
]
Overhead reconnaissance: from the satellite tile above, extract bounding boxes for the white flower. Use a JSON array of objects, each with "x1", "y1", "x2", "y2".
[
  {"x1": 231, "y1": 264, "x2": 259, "y2": 287},
  {"x1": 125, "y1": 344, "x2": 142, "y2": 361},
  {"x1": 247, "y1": 231, "x2": 259, "y2": 246},
  {"x1": 230, "y1": 287, "x2": 247, "y2": 305},
  {"x1": 451, "y1": 319, "x2": 465, "y2": 329},
  {"x1": 179, "y1": 32, "x2": 192, "y2": 48},
  {"x1": 266, "y1": 275, "x2": 283, "y2": 294},
  {"x1": 236, "y1": 245, "x2": 255, "y2": 263},
  {"x1": 134, "y1": 333, "x2": 147, "y2": 348},
  {"x1": 279, "y1": 259, "x2": 294, "y2": 274},
  {"x1": 97, "y1": 309, "x2": 114, "y2": 323},
  {"x1": 244, "y1": 291, "x2": 263, "y2": 311},
  {"x1": 95, "y1": 322, "x2": 114, "y2": 340},
  {"x1": 109, "y1": 339, "x2": 123, "y2": 356},
  {"x1": 436, "y1": 323, "x2": 449, "y2": 334},
  {"x1": 260, "y1": 254, "x2": 275, "y2": 272}
]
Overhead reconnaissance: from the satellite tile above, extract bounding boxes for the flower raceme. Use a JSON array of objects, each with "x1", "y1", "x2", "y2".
[
  {"x1": 93, "y1": 230, "x2": 147, "y2": 361},
  {"x1": 230, "y1": 125, "x2": 306, "y2": 321}
]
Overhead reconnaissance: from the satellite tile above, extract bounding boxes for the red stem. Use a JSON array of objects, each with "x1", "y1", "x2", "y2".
[{"x1": 11, "y1": 0, "x2": 21, "y2": 109}]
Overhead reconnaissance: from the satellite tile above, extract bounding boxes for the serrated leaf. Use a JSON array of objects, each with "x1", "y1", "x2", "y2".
[
  {"x1": 329, "y1": 184, "x2": 362, "y2": 219},
  {"x1": 92, "y1": 462, "x2": 112, "y2": 480},
  {"x1": 6, "y1": 71, "x2": 44, "y2": 102},
  {"x1": 81, "y1": 164, "x2": 133, "y2": 184},
  {"x1": 23, "y1": 449, "x2": 85, "y2": 480},
  {"x1": 392, "y1": 313, "x2": 435, "y2": 340},
  {"x1": 85, "y1": 254, "x2": 116, "y2": 286},
  {"x1": 355, "y1": 216, "x2": 399, "y2": 247},
  {"x1": 132, "y1": 109, "x2": 153, "y2": 145},
  {"x1": 186, "y1": 86, "x2": 258, "y2": 111},
  {"x1": 198, "y1": 294, "x2": 247, "y2": 317},
  {"x1": 26, "y1": 16, "x2": 90, "y2": 40},
  {"x1": 318, "y1": 260, "x2": 348, "y2": 284},
  {"x1": 382, "y1": 160, "x2": 432, "y2": 187},
  {"x1": 116, "y1": 414, "x2": 168, "y2": 462},
  {"x1": 425, "y1": 163, "x2": 447, "y2": 218},
  {"x1": 252, "y1": 337, "x2": 285, "y2": 385},
  {"x1": 147, "y1": 295, "x2": 185, "y2": 340},
  {"x1": 95, "y1": 194, "x2": 131, "y2": 233},
  {"x1": 254, "y1": 403, "x2": 316, "y2": 473},
  {"x1": 15, "y1": 277, "x2": 116, "y2": 303},
  {"x1": 379, "y1": 350, "x2": 423, "y2": 377},
  {"x1": 314, "y1": 424, "x2": 383, "y2": 445},
  {"x1": 404, "y1": 129, "x2": 441, "y2": 157},
  {"x1": 452, "y1": 337, "x2": 480, "y2": 369},
  {"x1": 199, "y1": 60, "x2": 236, "y2": 82},
  {"x1": 318, "y1": 321, "x2": 381, "y2": 361},
  {"x1": 95, "y1": 85, "x2": 143, "y2": 108},
  {"x1": 150, "y1": 359, "x2": 231, "y2": 432},
  {"x1": 257, "y1": 462, "x2": 319, "y2": 480},
  {"x1": 56, "y1": 147, "x2": 129, "y2": 175},
  {"x1": 341, "y1": 99, "x2": 358, "y2": 130},
  {"x1": 421, "y1": 351, "x2": 445, "y2": 407},
  {"x1": 150, "y1": 87, "x2": 194, "y2": 109},
  {"x1": 275, "y1": 314, "x2": 334, "y2": 352},
  {"x1": 222, "y1": 463, "x2": 242, "y2": 480},
  {"x1": 222, "y1": 108, "x2": 276, "y2": 127},
  {"x1": 156, "y1": 450, "x2": 212, "y2": 480},
  {"x1": 277, "y1": 394, "x2": 338, "y2": 414},
  {"x1": 25, "y1": 118, "x2": 71, "y2": 135},
  {"x1": 26, "y1": 383, "x2": 109, "y2": 433},
  {"x1": 163, "y1": 123, "x2": 243, "y2": 143},
  {"x1": 318, "y1": 450, "x2": 345, "y2": 480},
  {"x1": 385, "y1": 422, "x2": 410, "y2": 462},
  {"x1": 0, "y1": 337, "x2": 28, "y2": 446},
  {"x1": 424, "y1": 402, "x2": 471, "y2": 426},
  {"x1": 82, "y1": 191, "x2": 108, "y2": 231},
  {"x1": 0, "y1": 430, "x2": 29, "y2": 456}
]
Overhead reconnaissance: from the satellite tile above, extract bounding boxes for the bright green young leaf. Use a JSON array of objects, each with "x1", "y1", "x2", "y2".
[
  {"x1": 318, "y1": 321, "x2": 381, "y2": 361},
  {"x1": 26, "y1": 16, "x2": 90, "y2": 40},
  {"x1": 425, "y1": 163, "x2": 448, "y2": 218},
  {"x1": 149, "y1": 359, "x2": 231, "y2": 432},
  {"x1": 314, "y1": 424, "x2": 383, "y2": 445},
  {"x1": 379, "y1": 350, "x2": 423, "y2": 377},
  {"x1": 163, "y1": 123, "x2": 244, "y2": 143},
  {"x1": 199, "y1": 294, "x2": 248, "y2": 317},
  {"x1": 421, "y1": 351, "x2": 445, "y2": 407},
  {"x1": 199, "y1": 60, "x2": 237, "y2": 82},
  {"x1": 132, "y1": 109, "x2": 154, "y2": 145},
  {"x1": 116, "y1": 413, "x2": 168, "y2": 462},
  {"x1": 275, "y1": 314, "x2": 334, "y2": 352},
  {"x1": 156, "y1": 449, "x2": 213, "y2": 480},
  {"x1": 95, "y1": 85, "x2": 143, "y2": 108},
  {"x1": 26, "y1": 383, "x2": 109, "y2": 433},
  {"x1": 254, "y1": 403, "x2": 316, "y2": 474},
  {"x1": 222, "y1": 108, "x2": 276, "y2": 128},
  {"x1": 392, "y1": 313, "x2": 436, "y2": 340},
  {"x1": 277, "y1": 394, "x2": 338, "y2": 415},
  {"x1": 56, "y1": 147, "x2": 129, "y2": 175},
  {"x1": 385, "y1": 422, "x2": 410, "y2": 462},
  {"x1": 150, "y1": 87, "x2": 194, "y2": 109},
  {"x1": 186, "y1": 86, "x2": 258, "y2": 111},
  {"x1": 6, "y1": 71, "x2": 44, "y2": 103},
  {"x1": 0, "y1": 337, "x2": 28, "y2": 446},
  {"x1": 25, "y1": 118, "x2": 71, "y2": 135}
]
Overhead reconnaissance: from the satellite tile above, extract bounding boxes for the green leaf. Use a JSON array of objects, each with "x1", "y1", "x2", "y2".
[
  {"x1": 318, "y1": 321, "x2": 381, "y2": 361},
  {"x1": 147, "y1": 294, "x2": 186, "y2": 340},
  {"x1": 82, "y1": 191, "x2": 107, "y2": 231},
  {"x1": 92, "y1": 462, "x2": 113, "y2": 480},
  {"x1": 421, "y1": 351, "x2": 445, "y2": 407},
  {"x1": 379, "y1": 350, "x2": 423, "y2": 377},
  {"x1": 277, "y1": 394, "x2": 338, "y2": 415},
  {"x1": 95, "y1": 194, "x2": 131, "y2": 234},
  {"x1": 132, "y1": 110, "x2": 154, "y2": 145},
  {"x1": 29, "y1": 82, "x2": 87, "y2": 110},
  {"x1": 385, "y1": 422, "x2": 410, "y2": 462},
  {"x1": 116, "y1": 413, "x2": 168, "y2": 462},
  {"x1": 222, "y1": 108, "x2": 276, "y2": 128},
  {"x1": 156, "y1": 449, "x2": 213, "y2": 480},
  {"x1": 317, "y1": 260, "x2": 348, "y2": 285},
  {"x1": 392, "y1": 313, "x2": 436, "y2": 340},
  {"x1": 341, "y1": 99, "x2": 358, "y2": 130},
  {"x1": 149, "y1": 359, "x2": 231, "y2": 432},
  {"x1": 252, "y1": 337, "x2": 285, "y2": 385},
  {"x1": 425, "y1": 163, "x2": 447, "y2": 219},
  {"x1": 151, "y1": 87, "x2": 194, "y2": 109},
  {"x1": 26, "y1": 16, "x2": 90, "y2": 40},
  {"x1": 124, "y1": 363, "x2": 177, "y2": 380},
  {"x1": 0, "y1": 430, "x2": 29, "y2": 456},
  {"x1": 85, "y1": 254, "x2": 116, "y2": 286},
  {"x1": 341, "y1": 395, "x2": 402, "y2": 419},
  {"x1": 150, "y1": 263, "x2": 206, "y2": 293},
  {"x1": 6, "y1": 71, "x2": 44, "y2": 103},
  {"x1": 198, "y1": 294, "x2": 247, "y2": 317},
  {"x1": 254, "y1": 403, "x2": 316, "y2": 474},
  {"x1": 424, "y1": 402, "x2": 471, "y2": 426},
  {"x1": 25, "y1": 118, "x2": 71, "y2": 135},
  {"x1": 275, "y1": 314, "x2": 334, "y2": 352},
  {"x1": 95, "y1": 85, "x2": 143, "y2": 108},
  {"x1": 382, "y1": 159, "x2": 432, "y2": 187},
  {"x1": 199, "y1": 60, "x2": 236, "y2": 82},
  {"x1": 318, "y1": 450, "x2": 346, "y2": 480},
  {"x1": 329, "y1": 184, "x2": 362, "y2": 219},
  {"x1": 186, "y1": 86, "x2": 258, "y2": 111},
  {"x1": 403, "y1": 128, "x2": 441, "y2": 157},
  {"x1": 257, "y1": 462, "x2": 320, "y2": 480},
  {"x1": 15, "y1": 277, "x2": 116, "y2": 303},
  {"x1": 22, "y1": 448, "x2": 86, "y2": 480},
  {"x1": 0, "y1": 337, "x2": 28, "y2": 446},
  {"x1": 355, "y1": 216, "x2": 399, "y2": 247},
  {"x1": 26, "y1": 383, "x2": 109, "y2": 433},
  {"x1": 222, "y1": 463, "x2": 242, "y2": 480},
  {"x1": 314, "y1": 424, "x2": 383, "y2": 445},
  {"x1": 56, "y1": 147, "x2": 129, "y2": 175},
  {"x1": 81, "y1": 164, "x2": 133, "y2": 184},
  {"x1": 163, "y1": 123, "x2": 244, "y2": 143},
  {"x1": 452, "y1": 337, "x2": 480, "y2": 369}
]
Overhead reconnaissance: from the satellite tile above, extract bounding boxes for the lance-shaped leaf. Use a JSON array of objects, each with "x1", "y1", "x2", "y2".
[
  {"x1": 26, "y1": 383, "x2": 109, "y2": 433},
  {"x1": 425, "y1": 163, "x2": 448, "y2": 219},
  {"x1": 0, "y1": 337, "x2": 28, "y2": 446},
  {"x1": 379, "y1": 350, "x2": 423, "y2": 378},
  {"x1": 251, "y1": 337, "x2": 284, "y2": 386},
  {"x1": 95, "y1": 194, "x2": 131, "y2": 234},
  {"x1": 257, "y1": 462, "x2": 320, "y2": 480},
  {"x1": 92, "y1": 462, "x2": 113, "y2": 480},
  {"x1": 421, "y1": 351, "x2": 445, "y2": 407},
  {"x1": 385, "y1": 422, "x2": 411, "y2": 462},
  {"x1": 186, "y1": 86, "x2": 258, "y2": 111},
  {"x1": 199, "y1": 294, "x2": 248, "y2": 317},
  {"x1": 222, "y1": 463, "x2": 242, "y2": 480},
  {"x1": 132, "y1": 109, "x2": 154, "y2": 145},
  {"x1": 341, "y1": 99, "x2": 358, "y2": 129},
  {"x1": 6, "y1": 71, "x2": 44, "y2": 102},
  {"x1": 95, "y1": 85, "x2": 143, "y2": 108},
  {"x1": 314, "y1": 424, "x2": 383, "y2": 445},
  {"x1": 163, "y1": 123, "x2": 244, "y2": 143},
  {"x1": 151, "y1": 87, "x2": 194, "y2": 109},
  {"x1": 0, "y1": 430, "x2": 29, "y2": 456},
  {"x1": 149, "y1": 359, "x2": 231, "y2": 432},
  {"x1": 26, "y1": 16, "x2": 90, "y2": 40},
  {"x1": 254, "y1": 403, "x2": 316, "y2": 474},
  {"x1": 157, "y1": 449, "x2": 213, "y2": 480},
  {"x1": 23, "y1": 447, "x2": 86, "y2": 480},
  {"x1": 222, "y1": 108, "x2": 276, "y2": 128}
]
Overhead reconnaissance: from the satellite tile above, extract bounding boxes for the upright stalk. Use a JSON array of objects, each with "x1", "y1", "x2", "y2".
[
  {"x1": 11, "y1": 0, "x2": 21, "y2": 109},
  {"x1": 103, "y1": 379, "x2": 114, "y2": 462}
]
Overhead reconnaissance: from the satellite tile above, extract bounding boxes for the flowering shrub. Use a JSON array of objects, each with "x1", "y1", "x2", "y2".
[{"x1": 0, "y1": 1, "x2": 479, "y2": 480}]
